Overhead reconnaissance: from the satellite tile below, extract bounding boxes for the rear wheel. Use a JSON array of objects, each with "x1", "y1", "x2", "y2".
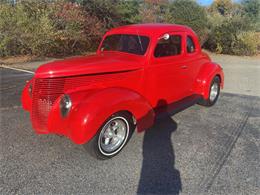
[
  {"x1": 198, "y1": 76, "x2": 220, "y2": 107},
  {"x1": 85, "y1": 112, "x2": 135, "y2": 160}
]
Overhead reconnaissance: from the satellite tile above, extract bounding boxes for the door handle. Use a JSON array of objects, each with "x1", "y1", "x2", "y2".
[{"x1": 181, "y1": 65, "x2": 188, "y2": 69}]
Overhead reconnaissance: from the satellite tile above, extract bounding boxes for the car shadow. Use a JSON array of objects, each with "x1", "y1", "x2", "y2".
[{"x1": 137, "y1": 96, "x2": 200, "y2": 194}]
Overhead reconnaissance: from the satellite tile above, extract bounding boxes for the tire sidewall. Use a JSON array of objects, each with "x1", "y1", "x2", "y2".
[
  {"x1": 85, "y1": 112, "x2": 134, "y2": 160},
  {"x1": 97, "y1": 116, "x2": 130, "y2": 157},
  {"x1": 208, "y1": 76, "x2": 220, "y2": 106}
]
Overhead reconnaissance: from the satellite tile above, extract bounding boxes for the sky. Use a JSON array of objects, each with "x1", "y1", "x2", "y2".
[
  {"x1": 197, "y1": 0, "x2": 241, "y2": 6},
  {"x1": 198, "y1": 0, "x2": 214, "y2": 6}
]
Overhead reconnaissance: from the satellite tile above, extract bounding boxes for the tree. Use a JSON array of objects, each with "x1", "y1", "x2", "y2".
[
  {"x1": 80, "y1": 0, "x2": 121, "y2": 29},
  {"x1": 137, "y1": 0, "x2": 168, "y2": 23},
  {"x1": 116, "y1": 0, "x2": 141, "y2": 24},
  {"x1": 165, "y1": 0, "x2": 209, "y2": 44},
  {"x1": 241, "y1": 0, "x2": 260, "y2": 30},
  {"x1": 242, "y1": 0, "x2": 260, "y2": 20},
  {"x1": 209, "y1": 0, "x2": 233, "y2": 15}
]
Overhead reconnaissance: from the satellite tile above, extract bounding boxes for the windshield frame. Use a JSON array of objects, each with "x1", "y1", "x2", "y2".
[{"x1": 98, "y1": 33, "x2": 151, "y2": 56}]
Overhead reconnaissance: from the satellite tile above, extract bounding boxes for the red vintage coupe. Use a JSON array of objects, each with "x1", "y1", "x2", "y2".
[{"x1": 22, "y1": 24, "x2": 224, "y2": 159}]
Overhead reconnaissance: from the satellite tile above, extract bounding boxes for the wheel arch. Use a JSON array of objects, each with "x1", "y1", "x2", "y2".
[
  {"x1": 215, "y1": 74, "x2": 223, "y2": 87},
  {"x1": 49, "y1": 87, "x2": 155, "y2": 144},
  {"x1": 193, "y1": 62, "x2": 224, "y2": 99}
]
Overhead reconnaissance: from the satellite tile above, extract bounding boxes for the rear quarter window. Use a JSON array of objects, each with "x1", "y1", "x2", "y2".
[{"x1": 187, "y1": 36, "x2": 196, "y2": 53}]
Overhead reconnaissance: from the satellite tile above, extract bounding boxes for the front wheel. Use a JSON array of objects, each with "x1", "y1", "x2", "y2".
[
  {"x1": 85, "y1": 112, "x2": 135, "y2": 160},
  {"x1": 198, "y1": 76, "x2": 220, "y2": 107}
]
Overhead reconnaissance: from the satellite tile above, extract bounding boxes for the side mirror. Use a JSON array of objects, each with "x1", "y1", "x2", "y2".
[{"x1": 160, "y1": 33, "x2": 170, "y2": 40}]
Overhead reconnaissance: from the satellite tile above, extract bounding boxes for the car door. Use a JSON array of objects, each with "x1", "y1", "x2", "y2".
[
  {"x1": 182, "y1": 33, "x2": 204, "y2": 92},
  {"x1": 145, "y1": 32, "x2": 191, "y2": 107}
]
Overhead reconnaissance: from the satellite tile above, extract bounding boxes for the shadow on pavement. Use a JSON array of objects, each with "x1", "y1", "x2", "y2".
[
  {"x1": 137, "y1": 98, "x2": 196, "y2": 194},
  {"x1": 137, "y1": 114, "x2": 182, "y2": 194}
]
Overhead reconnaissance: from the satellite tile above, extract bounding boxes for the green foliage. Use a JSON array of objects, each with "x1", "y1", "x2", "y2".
[
  {"x1": 232, "y1": 31, "x2": 259, "y2": 55},
  {"x1": 116, "y1": 1, "x2": 141, "y2": 24},
  {"x1": 209, "y1": 0, "x2": 234, "y2": 15},
  {"x1": 165, "y1": 0, "x2": 209, "y2": 45},
  {"x1": 0, "y1": 0, "x2": 259, "y2": 57},
  {"x1": 206, "y1": 13, "x2": 256, "y2": 54},
  {"x1": 0, "y1": 0, "x2": 104, "y2": 57},
  {"x1": 137, "y1": 0, "x2": 168, "y2": 23},
  {"x1": 0, "y1": 3, "x2": 19, "y2": 56},
  {"x1": 242, "y1": 0, "x2": 260, "y2": 21},
  {"x1": 81, "y1": 0, "x2": 121, "y2": 28},
  {"x1": 206, "y1": 0, "x2": 259, "y2": 56},
  {"x1": 241, "y1": 0, "x2": 260, "y2": 30}
]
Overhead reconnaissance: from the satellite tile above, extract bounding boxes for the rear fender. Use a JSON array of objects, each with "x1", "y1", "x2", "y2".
[
  {"x1": 193, "y1": 62, "x2": 224, "y2": 99},
  {"x1": 48, "y1": 88, "x2": 155, "y2": 144}
]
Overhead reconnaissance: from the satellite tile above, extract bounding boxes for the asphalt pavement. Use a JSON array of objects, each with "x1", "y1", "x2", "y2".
[{"x1": 0, "y1": 67, "x2": 259, "y2": 194}]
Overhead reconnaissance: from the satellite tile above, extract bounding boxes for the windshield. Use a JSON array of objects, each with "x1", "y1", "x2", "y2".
[{"x1": 100, "y1": 34, "x2": 150, "y2": 55}]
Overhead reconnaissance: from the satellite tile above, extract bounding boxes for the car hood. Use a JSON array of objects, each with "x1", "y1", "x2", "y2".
[{"x1": 35, "y1": 52, "x2": 145, "y2": 78}]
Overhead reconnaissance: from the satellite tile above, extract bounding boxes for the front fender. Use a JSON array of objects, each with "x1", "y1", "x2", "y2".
[
  {"x1": 21, "y1": 79, "x2": 33, "y2": 111},
  {"x1": 193, "y1": 62, "x2": 224, "y2": 99},
  {"x1": 48, "y1": 88, "x2": 155, "y2": 144}
]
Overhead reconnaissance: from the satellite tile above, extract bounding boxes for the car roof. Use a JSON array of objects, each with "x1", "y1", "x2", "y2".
[{"x1": 106, "y1": 23, "x2": 195, "y2": 37}]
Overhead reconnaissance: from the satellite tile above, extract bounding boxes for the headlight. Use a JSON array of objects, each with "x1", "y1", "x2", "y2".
[{"x1": 60, "y1": 94, "x2": 72, "y2": 117}]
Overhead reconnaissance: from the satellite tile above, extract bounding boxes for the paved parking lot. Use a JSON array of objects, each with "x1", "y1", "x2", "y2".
[{"x1": 0, "y1": 67, "x2": 259, "y2": 194}]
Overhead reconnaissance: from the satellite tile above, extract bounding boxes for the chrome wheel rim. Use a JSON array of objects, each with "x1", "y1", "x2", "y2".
[
  {"x1": 209, "y1": 82, "x2": 219, "y2": 102},
  {"x1": 98, "y1": 117, "x2": 129, "y2": 156}
]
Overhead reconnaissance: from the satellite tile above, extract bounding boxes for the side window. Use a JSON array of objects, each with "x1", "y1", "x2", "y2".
[
  {"x1": 187, "y1": 36, "x2": 195, "y2": 53},
  {"x1": 154, "y1": 35, "x2": 182, "y2": 58}
]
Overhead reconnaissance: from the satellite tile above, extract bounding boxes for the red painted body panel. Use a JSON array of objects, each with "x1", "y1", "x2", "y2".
[
  {"x1": 22, "y1": 80, "x2": 33, "y2": 111},
  {"x1": 35, "y1": 52, "x2": 146, "y2": 78},
  {"x1": 21, "y1": 24, "x2": 224, "y2": 144},
  {"x1": 48, "y1": 88, "x2": 154, "y2": 144}
]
